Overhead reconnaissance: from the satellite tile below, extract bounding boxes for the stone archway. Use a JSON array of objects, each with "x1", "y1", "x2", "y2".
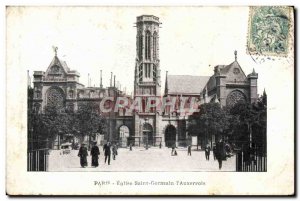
[
  {"x1": 165, "y1": 125, "x2": 176, "y2": 147},
  {"x1": 119, "y1": 125, "x2": 130, "y2": 147},
  {"x1": 142, "y1": 123, "x2": 153, "y2": 146}
]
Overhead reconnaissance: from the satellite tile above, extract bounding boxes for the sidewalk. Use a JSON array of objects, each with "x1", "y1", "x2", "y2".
[{"x1": 48, "y1": 147, "x2": 236, "y2": 172}]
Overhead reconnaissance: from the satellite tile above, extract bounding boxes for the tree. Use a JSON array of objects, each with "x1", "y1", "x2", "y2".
[
  {"x1": 191, "y1": 103, "x2": 230, "y2": 148},
  {"x1": 29, "y1": 104, "x2": 76, "y2": 149},
  {"x1": 228, "y1": 91, "x2": 267, "y2": 153},
  {"x1": 73, "y1": 102, "x2": 106, "y2": 149}
]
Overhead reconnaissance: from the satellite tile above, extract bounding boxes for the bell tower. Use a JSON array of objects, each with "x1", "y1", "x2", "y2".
[{"x1": 133, "y1": 15, "x2": 162, "y2": 146}]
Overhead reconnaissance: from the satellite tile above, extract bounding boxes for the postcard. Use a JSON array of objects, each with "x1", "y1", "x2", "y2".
[{"x1": 6, "y1": 6, "x2": 294, "y2": 195}]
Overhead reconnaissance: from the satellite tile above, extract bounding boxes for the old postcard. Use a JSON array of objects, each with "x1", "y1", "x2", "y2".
[{"x1": 6, "y1": 6, "x2": 294, "y2": 195}]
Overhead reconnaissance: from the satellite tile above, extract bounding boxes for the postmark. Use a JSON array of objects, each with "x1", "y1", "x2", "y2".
[{"x1": 247, "y1": 6, "x2": 291, "y2": 57}]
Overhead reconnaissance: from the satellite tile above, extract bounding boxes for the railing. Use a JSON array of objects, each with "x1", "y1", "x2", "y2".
[
  {"x1": 44, "y1": 78, "x2": 67, "y2": 82},
  {"x1": 27, "y1": 148, "x2": 49, "y2": 171},
  {"x1": 236, "y1": 144, "x2": 267, "y2": 172}
]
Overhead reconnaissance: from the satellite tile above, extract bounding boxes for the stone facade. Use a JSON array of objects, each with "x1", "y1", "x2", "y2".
[
  {"x1": 30, "y1": 15, "x2": 258, "y2": 149},
  {"x1": 200, "y1": 51, "x2": 258, "y2": 107},
  {"x1": 133, "y1": 15, "x2": 162, "y2": 146},
  {"x1": 32, "y1": 55, "x2": 133, "y2": 149}
]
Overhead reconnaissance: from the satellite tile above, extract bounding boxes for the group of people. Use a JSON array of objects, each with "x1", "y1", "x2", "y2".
[
  {"x1": 185, "y1": 139, "x2": 231, "y2": 170},
  {"x1": 77, "y1": 141, "x2": 118, "y2": 168},
  {"x1": 204, "y1": 139, "x2": 232, "y2": 170}
]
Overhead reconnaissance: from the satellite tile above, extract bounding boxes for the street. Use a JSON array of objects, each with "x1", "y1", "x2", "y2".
[{"x1": 48, "y1": 146, "x2": 236, "y2": 172}]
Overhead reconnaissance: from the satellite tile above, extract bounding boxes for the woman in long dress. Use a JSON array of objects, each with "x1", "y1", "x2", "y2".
[
  {"x1": 91, "y1": 142, "x2": 100, "y2": 167},
  {"x1": 78, "y1": 143, "x2": 88, "y2": 168}
]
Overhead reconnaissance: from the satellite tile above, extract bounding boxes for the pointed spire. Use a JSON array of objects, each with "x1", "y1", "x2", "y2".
[
  {"x1": 114, "y1": 75, "x2": 116, "y2": 88},
  {"x1": 234, "y1": 50, "x2": 237, "y2": 61},
  {"x1": 27, "y1": 70, "x2": 31, "y2": 88},
  {"x1": 110, "y1": 72, "x2": 113, "y2": 87},
  {"x1": 88, "y1": 73, "x2": 90, "y2": 87},
  {"x1": 252, "y1": 68, "x2": 256, "y2": 74},
  {"x1": 100, "y1": 70, "x2": 103, "y2": 88}
]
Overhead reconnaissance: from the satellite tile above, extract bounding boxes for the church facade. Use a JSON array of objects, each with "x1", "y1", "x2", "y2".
[{"x1": 29, "y1": 15, "x2": 258, "y2": 149}]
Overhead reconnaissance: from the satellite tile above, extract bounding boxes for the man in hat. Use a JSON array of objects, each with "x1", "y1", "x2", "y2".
[
  {"x1": 78, "y1": 142, "x2": 88, "y2": 168},
  {"x1": 103, "y1": 142, "x2": 111, "y2": 165},
  {"x1": 90, "y1": 141, "x2": 100, "y2": 167}
]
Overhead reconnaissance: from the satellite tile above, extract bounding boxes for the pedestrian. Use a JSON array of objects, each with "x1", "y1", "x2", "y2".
[
  {"x1": 103, "y1": 142, "x2": 111, "y2": 165},
  {"x1": 205, "y1": 143, "x2": 211, "y2": 160},
  {"x1": 159, "y1": 142, "x2": 162, "y2": 149},
  {"x1": 212, "y1": 144, "x2": 217, "y2": 160},
  {"x1": 90, "y1": 141, "x2": 100, "y2": 167},
  {"x1": 171, "y1": 144, "x2": 175, "y2": 155},
  {"x1": 129, "y1": 143, "x2": 132, "y2": 151},
  {"x1": 112, "y1": 144, "x2": 117, "y2": 160},
  {"x1": 187, "y1": 145, "x2": 192, "y2": 156},
  {"x1": 116, "y1": 142, "x2": 119, "y2": 155},
  {"x1": 216, "y1": 139, "x2": 224, "y2": 170},
  {"x1": 78, "y1": 142, "x2": 88, "y2": 168}
]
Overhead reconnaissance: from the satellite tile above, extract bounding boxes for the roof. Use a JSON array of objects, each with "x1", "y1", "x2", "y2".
[
  {"x1": 46, "y1": 56, "x2": 70, "y2": 75},
  {"x1": 166, "y1": 75, "x2": 210, "y2": 95}
]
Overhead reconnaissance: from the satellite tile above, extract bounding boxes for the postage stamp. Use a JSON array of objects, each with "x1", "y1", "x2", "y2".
[{"x1": 247, "y1": 6, "x2": 291, "y2": 57}]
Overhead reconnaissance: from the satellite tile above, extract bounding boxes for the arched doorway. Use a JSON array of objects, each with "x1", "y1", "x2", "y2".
[
  {"x1": 165, "y1": 125, "x2": 176, "y2": 147},
  {"x1": 142, "y1": 123, "x2": 153, "y2": 146},
  {"x1": 119, "y1": 125, "x2": 130, "y2": 147}
]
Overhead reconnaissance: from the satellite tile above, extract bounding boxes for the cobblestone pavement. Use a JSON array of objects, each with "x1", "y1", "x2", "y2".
[{"x1": 48, "y1": 147, "x2": 236, "y2": 172}]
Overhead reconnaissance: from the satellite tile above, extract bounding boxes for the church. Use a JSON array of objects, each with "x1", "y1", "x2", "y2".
[{"x1": 29, "y1": 15, "x2": 258, "y2": 149}]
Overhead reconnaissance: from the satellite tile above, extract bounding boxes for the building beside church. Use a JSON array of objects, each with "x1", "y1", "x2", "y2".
[
  {"x1": 31, "y1": 51, "x2": 133, "y2": 149},
  {"x1": 29, "y1": 14, "x2": 258, "y2": 150}
]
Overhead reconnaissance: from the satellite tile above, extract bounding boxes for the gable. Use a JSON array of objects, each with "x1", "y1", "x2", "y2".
[
  {"x1": 45, "y1": 56, "x2": 69, "y2": 78},
  {"x1": 221, "y1": 61, "x2": 247, "y2": 82}
]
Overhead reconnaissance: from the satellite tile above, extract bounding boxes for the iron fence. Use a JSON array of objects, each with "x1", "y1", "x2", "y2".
[
  {"x1": 27, "y1": 148, "x2": 49, "y2": 171},
  {"x1": 236, "y1": 143, "x2": 267, "y2": 172}
]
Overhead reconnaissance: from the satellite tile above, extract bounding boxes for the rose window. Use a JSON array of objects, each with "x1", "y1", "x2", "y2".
[
  {"x1": 47, "y1": 87, "x2": 65, "y2": 108},
  {"x1": 226, "y1": 90, "x2": 246, "y2": 107}
]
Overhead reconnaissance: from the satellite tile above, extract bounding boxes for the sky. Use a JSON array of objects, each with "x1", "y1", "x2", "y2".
[{"x1": 7, "y1": 6, "x2": 291, "y2": 96}]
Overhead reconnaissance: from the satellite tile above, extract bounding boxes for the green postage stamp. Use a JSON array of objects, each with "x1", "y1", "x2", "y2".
[{"x1": 247, "y1": 6, "x2": 292, "y2": 57}]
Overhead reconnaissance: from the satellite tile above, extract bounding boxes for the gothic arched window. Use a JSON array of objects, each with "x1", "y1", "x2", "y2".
[
  {"x1": 153, "y1": 32, "x2": 157, "y2": 60},
  {"x1": 226, "y1": 90, "x2": 246, "y2": 107},
  {"x1": 138, "y1": 33, "x2": 143, "y2": 60},
  {"x1": 46, "y1": 87, "x2": 65, "y2": 108},
  {"x1": 139, "y1": 64, "x2": 143, "y2": 82},
  {"x1": 145, "y1": 31, "x2": 151, "y2": 60},
  {"x1": 153, "y1": 64, "x2": 157, "y2": 81}
]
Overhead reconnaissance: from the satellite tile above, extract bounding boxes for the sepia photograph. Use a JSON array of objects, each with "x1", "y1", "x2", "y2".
[{"x1": 6, "y1": 5, "x2": 294, "y2": 195}]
